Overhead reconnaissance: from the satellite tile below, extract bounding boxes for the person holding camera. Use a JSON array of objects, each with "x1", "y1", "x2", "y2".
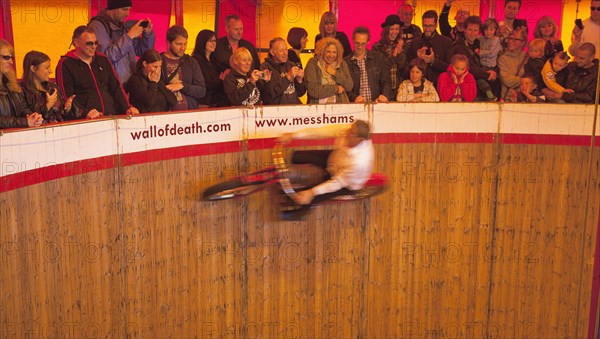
[
  {"x1": 88, "y1": 0, "x2": 155, "y2": 84},
  {"x1": 406, "y1": 10, "x2": 453, "y2": 86},
  {"x1": 20, "y1": 51, "x2": 79, "y2": 122},
  {"x1": 569, "y1": 0, "x2": 600, "y2": 59},
  {"x1": 259, "y1": 38, "x2": 306, "y2": 105},
  {"x1": 224, "y1": 47, "x2": 271, "y2": 106}
]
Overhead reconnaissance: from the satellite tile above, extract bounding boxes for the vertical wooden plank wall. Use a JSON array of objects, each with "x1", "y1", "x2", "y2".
[{"x1": 1, "y1": 140, "x2": 598, "y2": 337}]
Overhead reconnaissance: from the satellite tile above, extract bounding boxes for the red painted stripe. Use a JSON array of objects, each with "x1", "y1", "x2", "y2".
[
  {"x1": 501, "y1": 133, "x2": 599, "y2": 146},
  {"x1": 589, "y1": 207, "x2": 600, "y2": 339},
  {"x1": 0, "y1": 155, "x2": 118, "y2": 193},
  {"x1": 120, "y1": 141, "x2": 242, "y2": 166},
  {"x1": 1, "y1": 133, "x2": 597, "y2": 193}
]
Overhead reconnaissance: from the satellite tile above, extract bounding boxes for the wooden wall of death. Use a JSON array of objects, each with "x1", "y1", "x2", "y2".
[{"x1": 0, "y1": 140, "x2": 598, "y2": 338}]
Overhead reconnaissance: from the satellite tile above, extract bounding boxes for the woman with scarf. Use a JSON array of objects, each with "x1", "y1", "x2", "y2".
[
  {"x1": 304, "y1": 38, "x2": 353, "y2": 104},
  {"x1": 373, "y1": 14, "x2": 407, "y2": 100}
]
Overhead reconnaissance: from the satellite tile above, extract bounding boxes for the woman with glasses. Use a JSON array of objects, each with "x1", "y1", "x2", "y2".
[
  {"x1": 192, "y1": 29, "x2": 228, "y2": 107},
  {"x1": 20, "y1": 51, "x2": 79, "y2": 122},
  {"x1": 0, "y1": 39, "x2": 43, "y2": 129},
  {"x1": 498, "y1": 28, "x2": 528, "y2": 100}
]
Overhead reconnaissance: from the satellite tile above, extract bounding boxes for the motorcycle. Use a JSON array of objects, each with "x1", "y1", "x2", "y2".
[{"x1": 202, "y1": 143, "x2": 389, "y2": 208}]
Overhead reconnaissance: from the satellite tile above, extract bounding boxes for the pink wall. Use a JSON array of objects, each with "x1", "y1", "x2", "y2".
[
  {"x1": 337, "y1": 0, "x2": 400, "y2": 49},
  {"x1": 481, "y1": 0, "x2": 564, "y2": 41},
  {"x1": 90, "y1": 0, "x2": 172, "y2": 53}
]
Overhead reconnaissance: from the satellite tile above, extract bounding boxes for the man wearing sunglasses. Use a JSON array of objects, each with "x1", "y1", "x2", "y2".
[
  {"x1": 89, "y1": 0, "x2": 155, "y2": 84},
  {"x1": 56, "y1": 26, "x2": 138, "y2": 120},
  {"x1": 569, "y1": 0, "x2": 600, "y2": 59}
]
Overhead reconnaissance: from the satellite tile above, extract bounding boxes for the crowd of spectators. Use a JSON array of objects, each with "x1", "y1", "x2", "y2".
[{"x1": 1, "y1": 0, "x2": 599, "y2": 129}]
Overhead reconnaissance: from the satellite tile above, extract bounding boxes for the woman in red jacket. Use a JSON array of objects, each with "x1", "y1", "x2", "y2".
[{"x1": 437, "y1": 53, "x2": 477, "y2": 102}]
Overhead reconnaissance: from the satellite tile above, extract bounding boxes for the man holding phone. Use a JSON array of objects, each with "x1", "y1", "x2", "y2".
[
  {"x1": 406, "y1": 10, "x2": 453, "y2": 86},
  {"x1": 569, "y1": 0, "x2": 600, "y2": 59},
  {"x1": 88, "y1": 0, "x2": 155, "y2": 84}
]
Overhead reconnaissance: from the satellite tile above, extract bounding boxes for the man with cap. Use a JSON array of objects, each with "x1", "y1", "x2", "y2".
[{"x1": 88, "y1": 0, "x2": 155, "y2": 84}]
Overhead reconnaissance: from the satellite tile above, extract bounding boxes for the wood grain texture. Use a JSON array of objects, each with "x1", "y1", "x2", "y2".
[{"x1": 1, "y1": 141, "x2": 598, "y2": 338}]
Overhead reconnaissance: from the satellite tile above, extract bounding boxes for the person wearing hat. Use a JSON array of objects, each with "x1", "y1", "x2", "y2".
[
  {"x1": 88, "y1": 0, "x2": 156, "y2": 84},
  {"x1": 373, "y1": 14, "x2": 408, "y2": 98}
]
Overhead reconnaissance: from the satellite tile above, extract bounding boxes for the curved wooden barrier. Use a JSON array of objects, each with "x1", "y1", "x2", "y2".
[{"x1": 1, "y1": 103, "x2": 599, "y2": 338}]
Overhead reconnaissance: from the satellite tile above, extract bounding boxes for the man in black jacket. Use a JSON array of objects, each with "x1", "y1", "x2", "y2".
[
  {"x1": 160, "y1": 25, "x2": 206, "y2": 110},
  {"x1": 213, "y1": 14, "x2": 260, "y2": 74},
  {"x1": 344, "y1": 26, "x2": 392, "y2": 103},
  {"x1": 439, "y1": 0, "x2": 470, "y2": 42},
  {"x1": 545, "y1": 43, "x2": 599, "y2": 103},
  {"x1": 259, "y1": 38, "x2": 306, "y2": 105},
  {"x1": 406, "y1": 10, "x2": 453, "y2": 86},
  {"x1": 56, "y1": 25, "x2": 138, "y2": 119},
  {"x1": 451, "y1": 16, "x2": 498, "y2": 100}
]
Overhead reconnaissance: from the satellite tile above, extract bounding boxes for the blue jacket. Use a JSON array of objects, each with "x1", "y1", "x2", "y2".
[{"x1": 89, "y1": 11, "x2": 155, "y2": 84}]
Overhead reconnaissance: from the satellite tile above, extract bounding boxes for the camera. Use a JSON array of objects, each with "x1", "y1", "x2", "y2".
[
  {"x1": 140, "y1": 20, "x2": 149, "y2": 28},
  {"x1": 257, "y1": 71, "x2": 266, "y2": 79},
  {"x1": 575, "y1": 19, "x2": 584, "y2": 30},
  {"x1": 47, "y1": 87, "x2": 56, "y2": 95}
]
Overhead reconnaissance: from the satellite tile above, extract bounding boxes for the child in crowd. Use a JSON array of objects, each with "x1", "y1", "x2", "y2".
[
  {"x1": 541, "y1": 51, "x2": 574, "y2": 96},
  {"x1": 517, "y1": 74, "x2": 546, "y2": 103},
  {"x1": 479, "y1": 18, "x2": 502, "y2": 69},
  {"x1": 523, "y1": 38, "x2": 547, "y2": 86},
  {"x1": 478, "y1": 18, "x2": 502, "y2": 101},
  {"x1": 437, "y1": 54, "x2": 477, "y2": 102}
]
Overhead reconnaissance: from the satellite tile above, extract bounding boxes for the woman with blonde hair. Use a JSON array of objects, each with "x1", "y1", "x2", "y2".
[
  {"x1": 314, "y1": 12, "x2": 352, "y2": 58},
  {"x1": 1, "y1": 39, "x2": 43, "y2": 129},
  {"x1": 223, "y1": 47, "x2": 271, "y2": 106},
  {"x1": 533, "y1": 15, "x2": 564, "y2": 58},
  {"x1": 304, "y1": 37, "x2": 353, "y2": 104}
]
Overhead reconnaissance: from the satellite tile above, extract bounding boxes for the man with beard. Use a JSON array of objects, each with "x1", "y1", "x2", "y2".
[
  {"x1": 259, "y1": 38, "x2": 306, "y2": 105},
  {"x1": 406, "y1": 10, "x2": 453, "y2": 86},
  {"x1": 88, "y1": 0, "x2": 155, "y2": 84},
  {"x1": 160, "y1": 25, "x2": 206, "y2": 110}
]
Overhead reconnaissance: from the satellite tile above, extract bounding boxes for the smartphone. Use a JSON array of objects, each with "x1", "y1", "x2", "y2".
[
  {"x1": 575, "y1": 19, "x2": 584, "y2": 30},
  {"x1": 140, "y1": 20, "x2": 149, "y2": 28}
]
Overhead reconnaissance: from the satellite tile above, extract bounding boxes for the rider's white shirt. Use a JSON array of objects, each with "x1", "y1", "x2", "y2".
[{"x1": 293, "y1": 124, "x2": 374, "y2": 195}]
